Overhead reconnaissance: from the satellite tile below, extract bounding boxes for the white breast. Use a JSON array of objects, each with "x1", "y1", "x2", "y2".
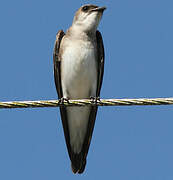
[
  {"x1": 61, "y1": 38, "x2": 97, "y2": 153},
  {"x1": 61, "y1": 39, "x2": 97, "y2": 99}
]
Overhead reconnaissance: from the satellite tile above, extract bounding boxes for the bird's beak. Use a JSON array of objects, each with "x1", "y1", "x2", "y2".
[{"x1": 91, "y1": 6, "x2": 106, "y2": 12}]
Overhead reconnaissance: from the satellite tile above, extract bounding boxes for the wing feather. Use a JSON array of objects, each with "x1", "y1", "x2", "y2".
[
  {"x1": 77, "y1": 30, "x2": 105, "y2": 173},
  {"x1": 53, "y1": 30, "x2": 73, "y2": 161}
]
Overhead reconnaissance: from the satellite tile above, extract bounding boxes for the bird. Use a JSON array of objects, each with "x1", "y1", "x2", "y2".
[{"x1": 53, "y1": 4, "x2": 106, "y2": 174}]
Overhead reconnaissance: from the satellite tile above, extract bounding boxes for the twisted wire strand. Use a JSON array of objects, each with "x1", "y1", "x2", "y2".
[{"x1": 0, "y1": 97, "x2": 173, "y2": 109}]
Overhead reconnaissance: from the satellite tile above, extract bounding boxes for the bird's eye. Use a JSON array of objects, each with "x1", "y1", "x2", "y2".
[{"x1": 82, "y1": 6, "x2": 88, "y2": 12}]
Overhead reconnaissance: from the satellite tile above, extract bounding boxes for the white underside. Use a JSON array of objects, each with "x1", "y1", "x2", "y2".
[{"x1": 61, "y1": 38, "x2": 97, "y2": 153}]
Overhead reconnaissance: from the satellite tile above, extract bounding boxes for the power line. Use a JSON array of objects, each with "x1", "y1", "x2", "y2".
[{"x1": 0, "y1": 97, "x2": 173, "y2": 109}]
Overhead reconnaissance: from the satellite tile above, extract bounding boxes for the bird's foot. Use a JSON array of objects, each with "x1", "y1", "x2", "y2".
[
  {"x1": 58, "y1": 97, "x2": 69, "y2": 105},
  {"x1": 90, "y1": 96, "x2": 100, "y2": 105}
]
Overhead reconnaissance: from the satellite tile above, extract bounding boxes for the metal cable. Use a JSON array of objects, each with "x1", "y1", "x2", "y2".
[{"x1": 0, "y1": 97, "x2": 173, "y2": 109}]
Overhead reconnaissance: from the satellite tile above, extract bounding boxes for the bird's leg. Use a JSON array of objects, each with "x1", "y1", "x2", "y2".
[
  {"x1": 58, "y1": 97, "x2": 70, "y2": 105},
  {"x1": 90, "y1": 96, "x2": 100, "y2": 105}
]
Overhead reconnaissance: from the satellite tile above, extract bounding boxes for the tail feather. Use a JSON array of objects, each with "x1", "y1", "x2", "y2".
[
  {"x1": 78, "y1": 159, "x2": 86, "y2": 174},
  {"x1": 71, "y1": 153, "x2": 86, "y2": 174}
]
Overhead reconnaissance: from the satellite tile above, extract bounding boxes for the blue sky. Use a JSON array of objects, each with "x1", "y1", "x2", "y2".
[{"x1": 0, "y1": 0, "x2": 173, "y2": 179}]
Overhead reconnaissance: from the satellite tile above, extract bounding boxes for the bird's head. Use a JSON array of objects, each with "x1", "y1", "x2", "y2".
[{"x1": 72, "y1": 4, "x2": 106, "y2": 33}]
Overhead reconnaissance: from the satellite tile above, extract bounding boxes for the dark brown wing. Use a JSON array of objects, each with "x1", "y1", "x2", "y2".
[
  {"x1": 96, "y1": 30, "x2": 105, "y2": 97},
  {"x1": 53, "y1": 30, "x2": 65, "y2": 98},
  {"x1": 77, "y1": 30, "x2": 105, "y2": 173},
  {"x1": 53, "y1": 30, "x2": 73, "y2": 162}
]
